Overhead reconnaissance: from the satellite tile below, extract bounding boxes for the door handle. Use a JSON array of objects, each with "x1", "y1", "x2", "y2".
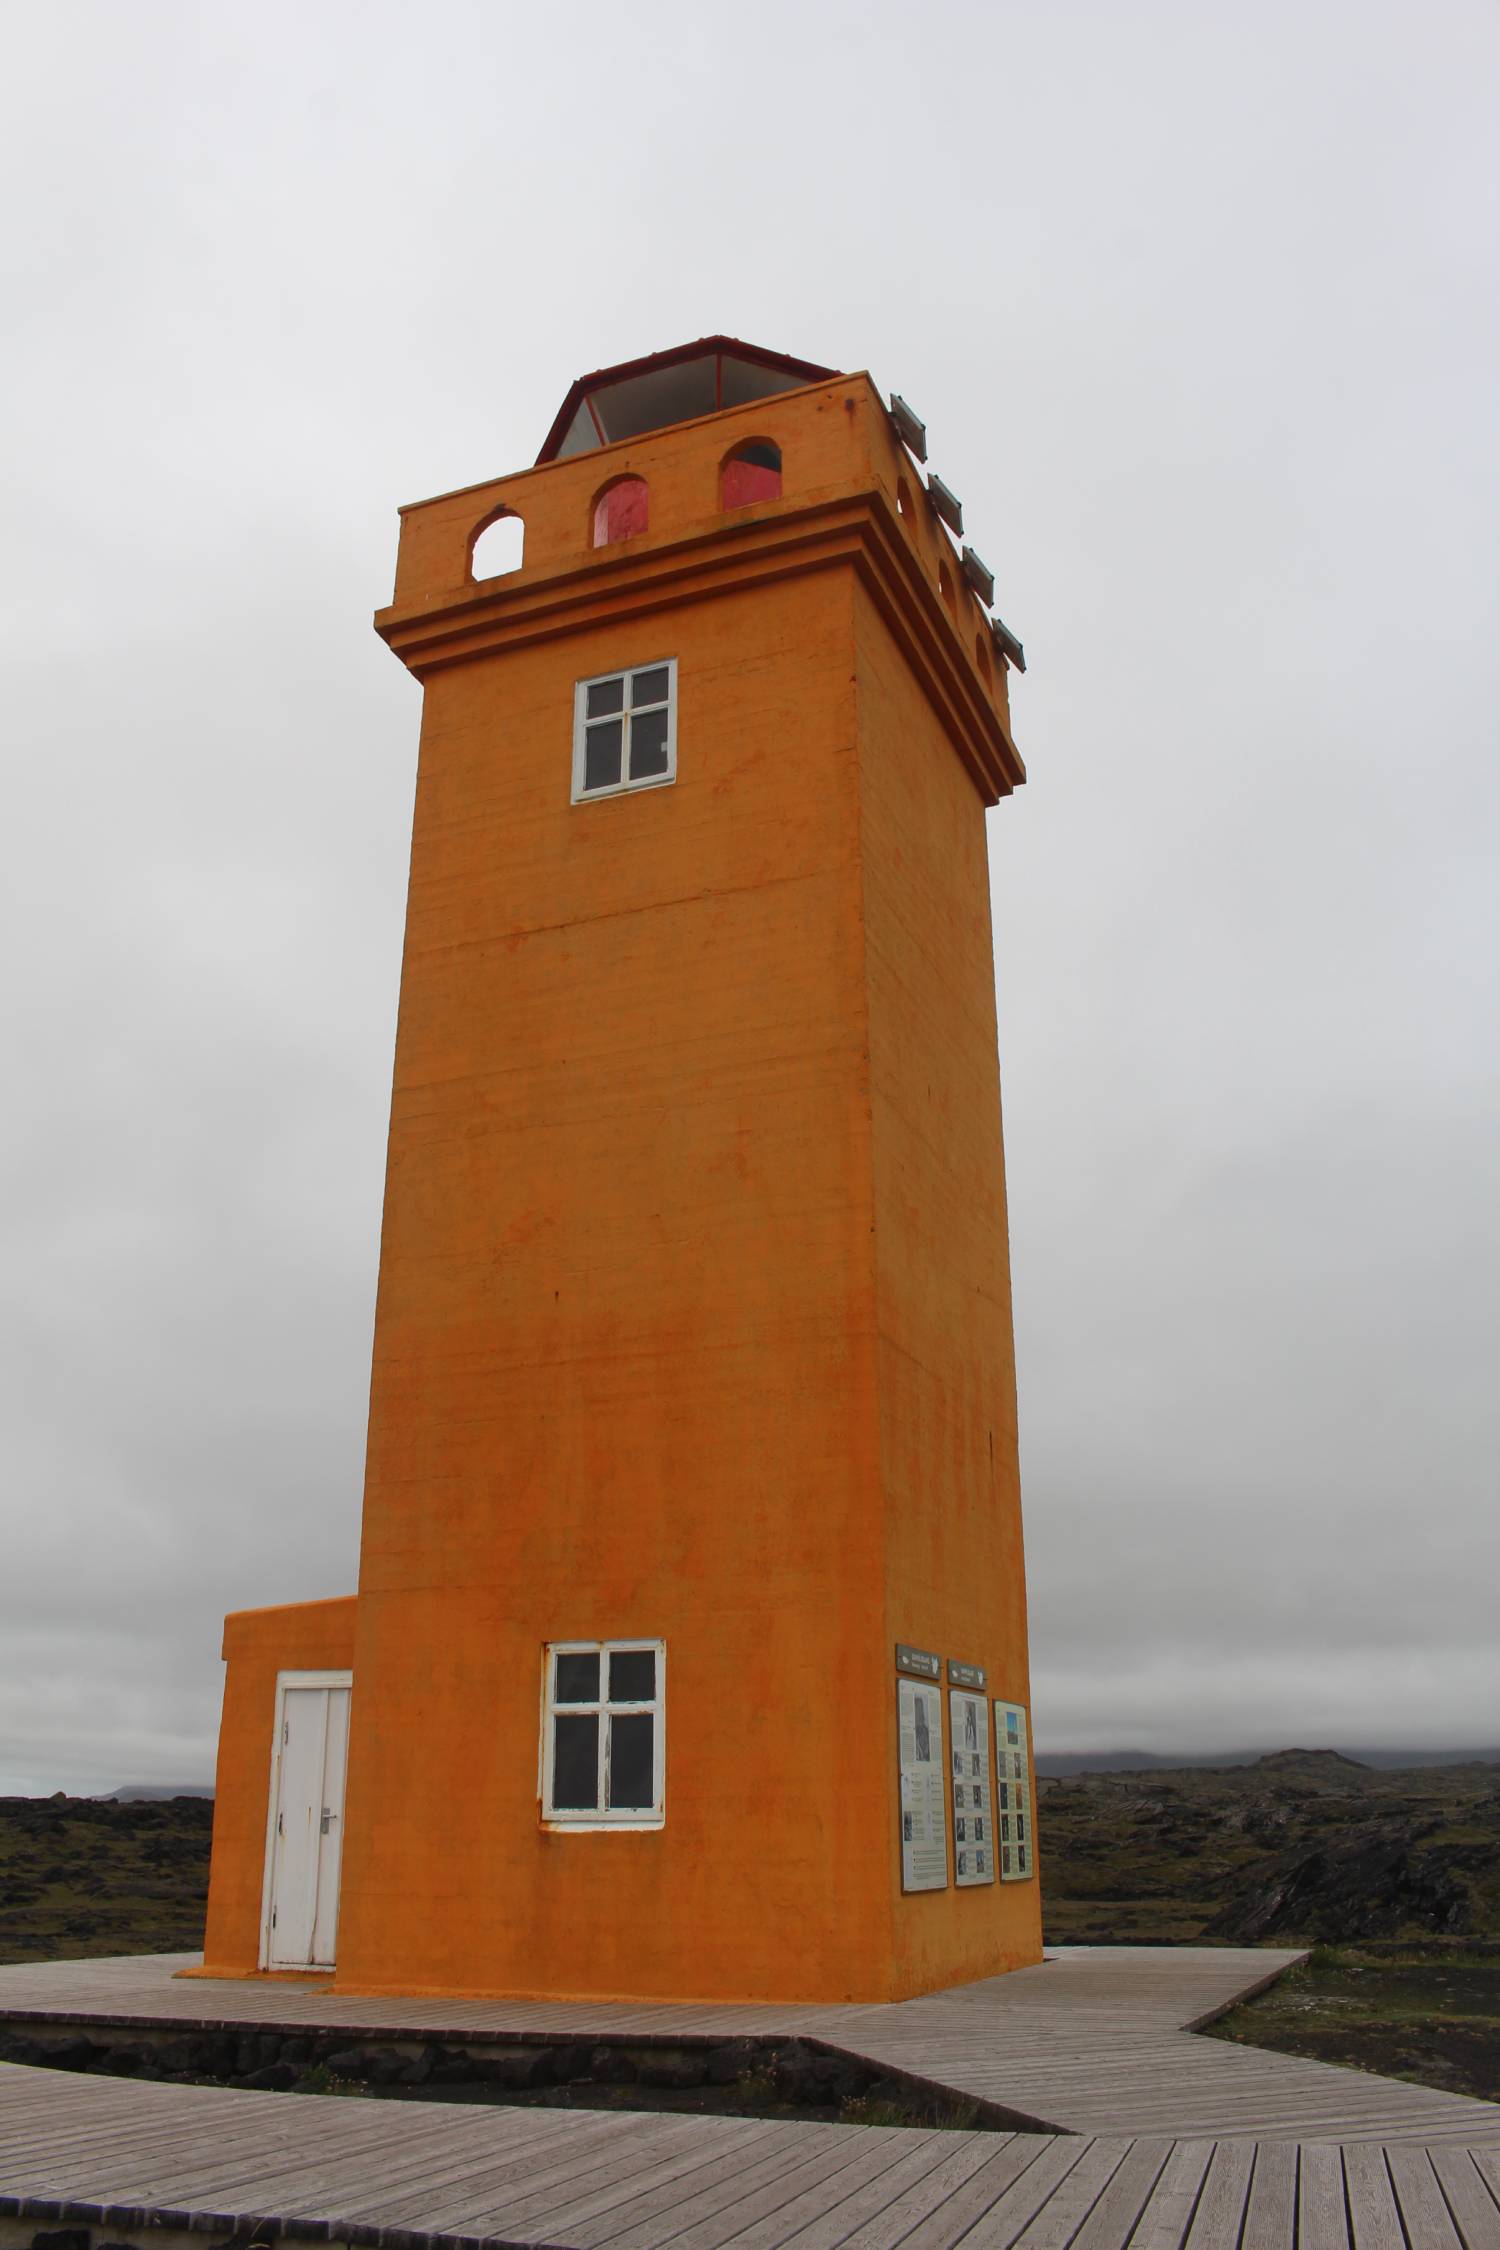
[{"x1": 321, "y1": 1807, "x2": 335, "y2": 1834}]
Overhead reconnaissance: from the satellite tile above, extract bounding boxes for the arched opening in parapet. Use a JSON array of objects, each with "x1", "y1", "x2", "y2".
[
  {"x1": 470, "y1": 510, "x2": 525, "y2": 582},
  {"x1": 592, "y1": 476, "x2": 650, "y2": 547},
  {"x1": 896, "y1": 477, "x2": 916, "y2": 524},
  {"x1": 721, "y1": 440, "x2": 782, "y2": 510},
  {"x1": 975, "y1": 633, "x2": 992, "y2": 683},
  {"x1": 938, "y1": 558, "x2": 956, "y2": 611}
]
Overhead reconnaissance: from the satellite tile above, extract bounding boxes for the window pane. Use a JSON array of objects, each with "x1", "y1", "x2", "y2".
[
  {"x1": 630, "y1": 666, "x2": 670, "y2": 708},
  {"x1": 584, "y1": 721, "x2": 623, "y2": 792},
  {"x1": 609, "y1": 1648, "x2": 656, "y2": 1702},
  {"x1": 608, "y1": 1712, "x2": 654, "y2": 1809},
  {"x1": 554, "y1": 1651, "x2": 600, "y2": 1703},
  {"x1": 552, "y1": 1713, "x2": 599, "y2": 1810},
  {"x1": 629, "y1": 707, "x2": 669, "y2": 780},
  {"x1": 586, "y1": 676, "x2": 624, "y2": 718}
]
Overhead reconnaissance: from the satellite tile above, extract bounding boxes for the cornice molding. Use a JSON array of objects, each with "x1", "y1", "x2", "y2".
[{"x1": 374, "y1": 493, "x2": 1024, "y2": 805}]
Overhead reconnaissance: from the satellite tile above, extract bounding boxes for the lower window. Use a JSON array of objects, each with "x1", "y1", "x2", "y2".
[{"x1": 542, "y1": 1640, "x2": 665, "y2": 1825}]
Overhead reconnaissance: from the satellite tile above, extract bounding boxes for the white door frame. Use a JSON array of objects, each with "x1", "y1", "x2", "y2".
[{"x1": 258, "y1": 1668, "x2": 353, "y2": 1971}]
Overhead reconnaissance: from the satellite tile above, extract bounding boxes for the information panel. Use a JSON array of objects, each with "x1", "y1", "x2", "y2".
[
  {"x1": 994, "y1": 1700, "x2": 1035, "y2": 1880},
  {"x1": 948, "y1": 1688, "x2": 995, "y2": 1886},
  {"x1": 897, "y1": 1676, "x2": 948, "y2": 1892}
]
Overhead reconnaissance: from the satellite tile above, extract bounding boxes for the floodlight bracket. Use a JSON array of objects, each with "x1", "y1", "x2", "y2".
[
  {"x1": 888, "y1": 393, "x2": 928, "y2": 463},
  {"x1": 991, "y1": 616, "x2": 1026, "y2": 674},
  {"x1": 926, "y1": 473, "x2": 963, "y2": 536},
  {"x1": 961, "y1": 546, "x2": 995, "y2": 607}
]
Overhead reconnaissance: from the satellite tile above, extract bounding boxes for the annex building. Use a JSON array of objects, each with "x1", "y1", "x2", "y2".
[{"x1": 198, "y1": 338, "x2": 1041, "y2": 2005}]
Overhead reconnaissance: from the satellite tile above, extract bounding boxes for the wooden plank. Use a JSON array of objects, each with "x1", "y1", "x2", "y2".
[
  {"x1": 733, "y1": 2132, "x2": 979, "y2": 2250},
  {"x1": 898, "y1": 2138, "x2": 1089, "y2": 2250},
  {"x1": 1298, "y1": 2144, "x2": 1352, "y2": 2250},
  {"x1": 94, "y1": 2105, "x2": 518, "y2": 2209},
  {"x1": 962, "y1": 2133, "x2": 1124, "y2": 2241},
  {"x1": 1385, "y1": 2144, "x2": 1464, "y2": 2250},
  {"x1": 362, "y1": 2112, "x2": 724, "y2": 2232},
  {"x1": 1182, "y1": 2140, "x2": 1253, "y2": 2247},
  {"x1": 1066, "y1": 2139, "x2": 1172, "y2": 2249},
  {"x1": 560, "y1": 2122, "x2": 874, "y2": 2250},
  {"x1": 1429, "y1": 2148, "x2": 1500, "y2": 2250},
  {"x1": 769, "y1": 2124, "x2": 1002, "y2": 2250},
  {"x1": 985, "y1": 2137, "x2": 1134, "y2": 2247},
  {"x1": 1342, "y1": 2144, "x2": 1404, "y2": 2250},
  {"x1": 1127, "y1": 2140, "x2": 1216, "y2": 2250},
  {"x1": 889, "y1": 2136, "x2": 1069, "y2": 2250},
  {"x1": 647, "y1": 2131, "x2": 927, "y2": 2250},
  {"x1": 1240, "y1": 2139, "x2": 1297, "y2": 2250},
  {"x1": 507, "y1": 2118, "x2": 798, "y2": 2245},
  {"x1": 832, "y1": 2133, "x2": 1009, "y2": 2248},
  {"x1": 588, "y1": 2119, "x2": 866, "y2": 2249}
]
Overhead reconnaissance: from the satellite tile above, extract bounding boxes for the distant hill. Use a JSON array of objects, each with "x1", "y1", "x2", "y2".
[
  {"x1": 1034, "y1": 1746, "x2": 1500, "y2": 1777},
  {"x1": 99, "y1": 1784, "x2": 215, "y2": 1802}
]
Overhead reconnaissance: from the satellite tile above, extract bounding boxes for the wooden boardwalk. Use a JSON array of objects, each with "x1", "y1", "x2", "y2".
[
  {"x1": 2, "y1": 1947, "x2": 1498, "y2": 2145},
  {"x1": 5, "y1": 2060, "x2": 1500, "y2": 2247},
  {"x1": 2, "y1": 1949, "x2": 1500, "y2": 2245}
]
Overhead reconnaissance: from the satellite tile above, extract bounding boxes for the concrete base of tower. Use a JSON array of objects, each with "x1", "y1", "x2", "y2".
[{"x1": 202, "y1": 1594, "x2": 1043, "y2": 2004}]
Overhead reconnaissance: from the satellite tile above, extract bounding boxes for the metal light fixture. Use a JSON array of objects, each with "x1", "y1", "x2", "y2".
[
  {"x1": 991, "y1": 616, "x2": 1027, "y2": 674},
  {"x1": 926, "y1": 474, "x2": 963, "y2": 536},
  {"x1": 961, "y1": 546, "x2": 995, "y2": 607},
  {"x1": 888, "y1": 394, "x2": 928, "y2": 462}
]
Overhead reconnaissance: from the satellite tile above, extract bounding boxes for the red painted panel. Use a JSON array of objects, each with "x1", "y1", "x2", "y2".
[
  {"x1": 592, "y1": 477, "x2": 649, "y2": 546},
  {"x1": 722, "y1": 458, "x2": 782, "y2": 509}
]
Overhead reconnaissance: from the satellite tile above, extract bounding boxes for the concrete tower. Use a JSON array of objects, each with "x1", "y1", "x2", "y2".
[{"x1": 201, "y1": 339, "x2": 1040, "y2": 2003}]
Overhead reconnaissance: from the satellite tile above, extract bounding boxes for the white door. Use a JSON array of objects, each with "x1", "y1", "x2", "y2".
[{"x1": 263, "y1": 1675, "x2": 350, "y2": 1970}]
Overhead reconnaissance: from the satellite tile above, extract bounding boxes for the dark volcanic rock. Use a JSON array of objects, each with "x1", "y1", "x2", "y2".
[{"x1": 1205, "y1": 1824, "x2": 1473, "y2": 1942}]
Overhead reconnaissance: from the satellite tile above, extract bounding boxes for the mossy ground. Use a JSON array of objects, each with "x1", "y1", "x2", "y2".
[
  {"x1": 1206, "y1": 1943, "x2": 1500, "y2": 2103},
  {"x1": 1040, "y1": 1752, "x2": 1500, "y2": 2104},
  {"x1": 0, "y1": 1795, "x2": 211, "y2": 1962},
  {"x1": 4, "y1": 1764, "x2": 1500, "y2": 2108}
]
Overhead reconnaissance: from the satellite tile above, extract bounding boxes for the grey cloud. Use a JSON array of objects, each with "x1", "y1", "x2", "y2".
[{"x1": 2, "y1": 0, "x2": 1496, "y2": 1788}]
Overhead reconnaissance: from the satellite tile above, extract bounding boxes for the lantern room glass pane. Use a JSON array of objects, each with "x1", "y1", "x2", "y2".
[
  {"x1": 590, "y1": 356, "x2": 716, "y2": 445},
  {"x1": 555, "y1": 399, "x2": 600, "y2": 458}
]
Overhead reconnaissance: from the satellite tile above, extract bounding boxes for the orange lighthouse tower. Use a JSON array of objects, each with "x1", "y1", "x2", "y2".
[{"x1": 201, "y1": 339, "x2": 1041, "y2": 2004}]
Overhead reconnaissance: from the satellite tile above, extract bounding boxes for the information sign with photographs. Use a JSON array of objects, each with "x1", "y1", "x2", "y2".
[
  {"x1": 897, "y1": 1676, "x2": 948, "y2": 1892},
  {"x1": 948, "y1": 1688, "x2": 995, "y2": 1885},
  {"x1": 994, "y1": 1700, "x2": 1035, "y2": 1879}
]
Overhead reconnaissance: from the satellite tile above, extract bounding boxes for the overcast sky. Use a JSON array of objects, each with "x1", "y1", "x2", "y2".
[{"x1": 2, "y1": 0, "x2": 1496, "y2": 1792}]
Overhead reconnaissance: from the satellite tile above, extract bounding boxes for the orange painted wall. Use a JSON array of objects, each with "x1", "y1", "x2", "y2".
[
  {"x1": 334, "y1": 558, "x2": 897, "y2": 2001},
  {"x1": 854, "y1": 581, "x2": 1042, "y2": 1985},
  {"x1": 201, "y1": 1597, "x2": 356, "y2": 1974},
  {"x1": 200, "y1": 370, "x2": 1038, "y2": 2001}
]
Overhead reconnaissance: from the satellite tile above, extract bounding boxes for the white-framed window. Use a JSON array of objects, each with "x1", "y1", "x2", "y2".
[
  {"x1": 572, "y1": 659, "x2": 677, "y2": 802},
  {"x1": 541, "y1": 1640, "x2": 665, "y2": 1826}
]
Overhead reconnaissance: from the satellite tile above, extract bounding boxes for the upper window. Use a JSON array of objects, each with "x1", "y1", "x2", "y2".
[
  {"x1": 572, "y1": 660, "x2": 677, "y2": 802},
  {"x1": 721, "y1": 441, "x2": 782, "y2": 510},
  {"x1": 592, "y1": 476, "x2": 649, "y2": 547},
  {"x1": 542, "y1": 1640, "x2": 665, "y2": 1826}
]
